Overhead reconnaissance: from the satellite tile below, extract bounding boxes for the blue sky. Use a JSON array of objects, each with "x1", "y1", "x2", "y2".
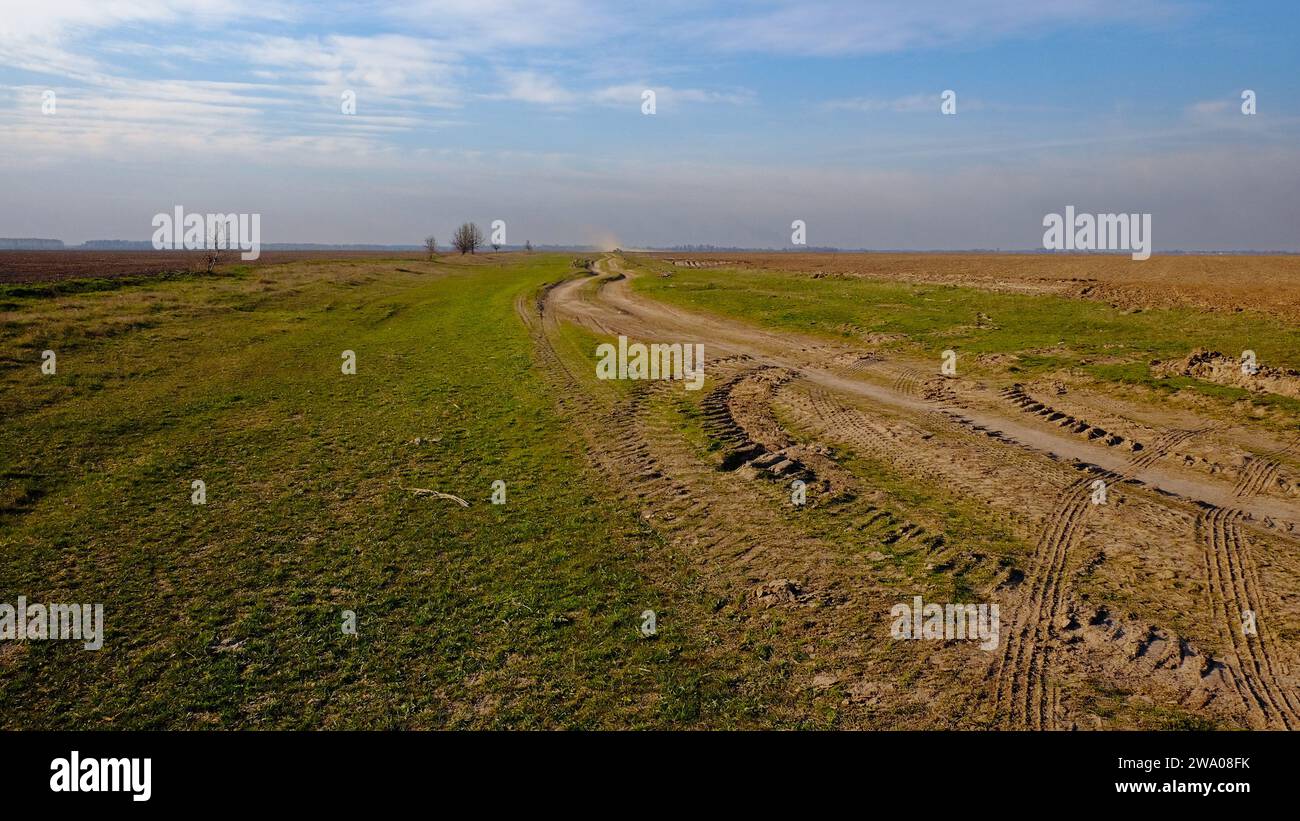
[{"x1": 1, "y1": 1, "x2": 1298, "y2": 249}]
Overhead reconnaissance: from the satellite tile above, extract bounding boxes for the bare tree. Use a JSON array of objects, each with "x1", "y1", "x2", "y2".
[
  {"x1": 452, "y1": 222, "x2": 483, "y2": 254},
  {"x1": 205, "y1": 222, "x2": 226, "y2": 274},
  {"x1": 424, "y1": 235, "x2": 437, "y2": 259}
]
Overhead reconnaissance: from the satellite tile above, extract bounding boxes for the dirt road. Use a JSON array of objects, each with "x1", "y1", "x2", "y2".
[{"x1": 521, "y1": 255, "x2": 1300, "y2": 729}]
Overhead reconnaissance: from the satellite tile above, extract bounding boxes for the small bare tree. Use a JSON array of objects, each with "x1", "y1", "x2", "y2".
[
  {"x1": 424, "y1": 235, "x2": 437, "y2": 259},
  {"x1": 452, "y1": 222, "x2": 483, "y2": 254},
  {"x1": 205, "y1": 222, "x2": 226, "y2": 274}
]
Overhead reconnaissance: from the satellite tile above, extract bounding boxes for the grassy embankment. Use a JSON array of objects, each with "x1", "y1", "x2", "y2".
[{"x1": 0, "y1": 253, "x2": 780, "y2": 729}]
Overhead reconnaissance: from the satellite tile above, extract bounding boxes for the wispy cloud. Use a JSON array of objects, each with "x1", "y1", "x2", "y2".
[
  {"x1": 492, "y1": 71, "x2": 754, "y2": 109},
  {"x1": 822, "y1": 93, "x2": 976, "y2": 114},
  {"x1": 494, "y1": 70, "x2": 579, "y2": 106},
  {"x1": 686, "y1": 0, "x2": 1189, "y2": 56},
  {"x1": 1, "y1": 0, "x2": 1295, "y2": 250}
]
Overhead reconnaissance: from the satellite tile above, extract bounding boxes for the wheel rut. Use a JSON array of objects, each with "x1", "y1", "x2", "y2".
[{"x1": 1195, "y1": 437, "x2": 1300, "y2": 728}]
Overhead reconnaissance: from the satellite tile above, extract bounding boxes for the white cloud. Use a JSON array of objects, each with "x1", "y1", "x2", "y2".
[
  {"x1": 237, "y1": 34, "x2": 464, "y2": 108},
  {"x1": 492, "y1": 72, "x2": 753, "y2": 109},
  {"x1": 0, "y1": 1, "x2": 284, "y2": 77},
  {"x1": 495, "y1": 70, "x2": 578, "y2": 105},
  {"x1": 590, "y1": 84, "x2": 754, "y2": 107},
  {"x1": 823, "y1": 93, "x2": 958, "y2": 113}
]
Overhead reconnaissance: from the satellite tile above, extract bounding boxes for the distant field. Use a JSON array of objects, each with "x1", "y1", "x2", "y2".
[
  {"x1": 647, "y1": 252, "x2": 1300, "y2": 324},
  {"x1": 635, "y1": 252, "x2": 1300, "y2": 426},
  {"x1": 0, "y1": 249, "x2": 427, "y2": 284}
]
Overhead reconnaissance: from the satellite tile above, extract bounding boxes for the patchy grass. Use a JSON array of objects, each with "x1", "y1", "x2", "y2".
[
  {"x1": 0, "y1": 253, "x2": 768, "y2": 729},
  {"x1": 631, "y1": 258, "x2": 1300, "y2": 418}
]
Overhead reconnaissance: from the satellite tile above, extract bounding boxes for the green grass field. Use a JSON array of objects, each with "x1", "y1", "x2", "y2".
[
  {"x1": 0, "y1": 254, "x2": 794, "y2": 729},
  {"x1": 631, "y1": 257, "x2": 1300, "y2": 424}
]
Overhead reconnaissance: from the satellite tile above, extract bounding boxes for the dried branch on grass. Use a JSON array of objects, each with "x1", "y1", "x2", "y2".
[{"x1": 401, "y1": 486, "x2": 469, "y2": 507}]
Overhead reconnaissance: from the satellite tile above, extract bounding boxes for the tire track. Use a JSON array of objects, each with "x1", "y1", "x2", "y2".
[
  {"x1": 1195, "y1": 437, "x2": 1300, "y2": 728},
  {"x1": 519, "y1": 281, "x2": 847, "y2": 591},
  {"x1": 998, "y1": 385, "x2": 1142, "y2": 452},
  {"x1": 1233, "y1": 441, "x2": 1295, "y2": 500},
  {"x1": 700, "y1": 366, "x2": 815, "y2": 482},
  {"x1": 778, "y1": 384, "x2": 1050, "y2": 562},
  {"x1": 992, "y1": 478, "x2": 1093, "y2": 729},
  {"x1": 892, "y1": 369, "x2": 921, "y2": 397},
  {"x1": 992, "y1": 425, "x2": 1203, "y2": 729},
  {"x1": 857, "y1": 349, "x2": 1291, "y2": 730},
  {"x1": 517, "y1": 284, "x2": 706, "y2": 524},
  {"x1": 1126, "y1": 428, "x2": 1207, "y2": 475},
  {"x1": 807, "y1": 347, "x2": 1218, "y2": 729}
]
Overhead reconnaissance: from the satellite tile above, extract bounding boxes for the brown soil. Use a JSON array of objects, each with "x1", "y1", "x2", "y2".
[
  {"x1": 523, "y1": 254, "x2": 1300, "y2": 729},
  {"x1": 649, "y1": 252, "x2": 1300, "y2": 324},
  {"x1": 1154, "y1": 348, "x2": 1300, "y2": 400},
  {"x1": 0, "y1": 249, "x2": 432, "y2": 283}
]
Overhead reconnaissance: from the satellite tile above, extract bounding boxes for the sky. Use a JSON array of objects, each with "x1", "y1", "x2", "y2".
[{"x1": 1, "y1": 0, "x2": 1298, "y2": 250}]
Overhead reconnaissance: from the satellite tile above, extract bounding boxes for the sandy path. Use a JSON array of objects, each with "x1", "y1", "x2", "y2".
[
  {"x1": 535, "y1": 255, "x2": 1300, "y2": 729},
  {"x1": 553, "y1": 257, "x2": 1300, "y2": 528}
]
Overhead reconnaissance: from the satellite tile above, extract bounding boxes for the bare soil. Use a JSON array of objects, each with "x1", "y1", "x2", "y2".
[
  {"x1": 524, "y1": 254, "x2": 1300, "y2": 729},
  {"x1": 0, "y1": 250, "x2": 429, "y2": 283},
  {"x1": 648, "y1": 252, "x2": 1300, "y2": 324}
]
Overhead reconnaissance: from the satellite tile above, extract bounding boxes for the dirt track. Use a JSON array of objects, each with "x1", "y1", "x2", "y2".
[{"x1": 521, "y1": 255, "x2": 1300, "y2": 729}]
